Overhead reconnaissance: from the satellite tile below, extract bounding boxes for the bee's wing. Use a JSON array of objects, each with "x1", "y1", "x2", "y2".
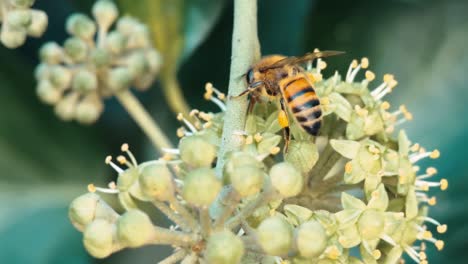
[{"x1": 261, "y1": 50, "x2": 344, "y2": 70}]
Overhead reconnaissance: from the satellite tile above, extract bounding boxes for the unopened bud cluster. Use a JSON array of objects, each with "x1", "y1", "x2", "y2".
[
  {"x1": 69, "y1": 57, "x2": 447, "y2": 263},
  {"x1": 0, "y1": 0, "x2": 48, "y2": 48},
  {"x1": 35, "y1": 0, "x2": 162, "y2": 124}
]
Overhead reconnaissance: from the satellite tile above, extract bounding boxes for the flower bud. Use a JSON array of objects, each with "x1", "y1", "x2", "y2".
[
  {"x1": 229, "y1": 165, "x2": 264, "y2": 197},
  {"x1": 92, "y1": 0, "x2": 118, "y2": 29},
  {"x1": 72, "y1": 69, "x2": 98, "y2": 93},
  {"x1": 182, "y1": 167, "x2": 221, "y2": 207},
  {"x1": 10, "y1": 0, "x2": 34, "y2": 8},
  {"x1": 269, "y1": 162, "x2": 303, "y2": 198},
  {"x1": 114, "y1": 167, "x2": 139, "y2": 192},
  {"x1": 0, "y1": 27, "x2": 26, "y2": 48},
  {"x1": 64, "y1": 37, "x2": 88, "y2": 62},
  {"x1": 49, "y1": 65, "x2": 72, "y2": 90},
  {"x1": 285, "y1": 141, "x2": 319, "y2": 174},
  {"x1": 146, "y1": 50, "x2": 162, "y2": 73},
  {"x1": 27, "y1": 10, "x2": 48, "y2": 37},
  {"x1": 105, "y1": 31, "x2": 126, "y2": 54},
  {"x1": 107, "y1": 67, "x2": 132, "y2": 91},
  {"x1": 117, "y1": 210, "x2": 154, "y2": 247},
  {"x1": 224, "y1": 152, "x2": 262, "y2": 176},
  {"x1": 36, "y1": 80, "x2": 61, "y2": 104},
  {"x1": 66, "y1": 14, "x2": 96, "y2": 40},
  {"x1": 6, "y1": 10, "x2": 32, "y2": 29},
  {"x1": 296, "y1": 220, "x2": 328, "y2": 258},
  {"x1": 90, "y1": 48, "x2": 111, "y2": 68},
  {"x1": 55, "y1": 93, "x2": 78, "y2": 121},
  {"x1": 116, "y1": 17, "x2": 140, "y2": 36},
  {"x1": 127, "y1": 24, "x2": 150, "y2": 48},
  {"x1": 257, "y1": 216, "x2": 293, "y2": 256},
  {"x1": 205, "y1": 230, "x2": 244, "y2": 264},
  {"x1": 126, "y1": 52, "x2": 147, "y2": 78},
  {"x1": 69, "y1": 192, "x2": 119, "y2": 231},
  {"x1": 357, "y1": 209, "x2": 385, "y2": 240},
  {"x1": 39, "y1": 42, "x2": 63, "y2": 64},
  {"x1": 179, "y1": 135, "x2": 217, "y2": 168},
  {"x1": 139, "y1": 162, "x2": 174, "y2": 201},
  {"x1": 83, "y1": 219, "x2": 114, "y2": 258},
  {"x1": 75, "y1": 94, "x2": 104, "y2": 124}
]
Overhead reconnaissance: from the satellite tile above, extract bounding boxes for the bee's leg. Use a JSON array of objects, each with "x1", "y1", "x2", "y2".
[
  {"x1": 247, "y1": 95, "x2": 258, "y2": 113},
  {"x1": 279, "y1": 98, "x2": 291, "y2": 152},
  {"x1": 231, "y1": 81, "x2": 264, "y2": 98}
]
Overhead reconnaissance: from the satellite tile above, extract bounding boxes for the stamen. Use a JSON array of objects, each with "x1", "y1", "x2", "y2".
[
  {"x1": 177, "y1": 127, "x2": 187, "y2": 138},
  {"x1": 117, "y1": 155, "x2": 133, "y2": 168},
  {"x1": 361, "y1": 57, "x2": 369, "y2": 69},
  {"x1": 87, "y1": 183, "x2": 119, "y2": 194},
  {"x1": 346, "y1": 59, "x2": 358, "y2": 82},
  {"x1": 121, "y1": 143, "x2": 138, "y2": 167},
  {"x1": 210, "y1": 96, "x2": 227, "y2": 111},
  {"x1": 177, "y1": 113, "x2": 198, "y2": 133},
  {"x1": 365, "y1": 70, "x2": 376, "y2": 82},
  {"x1": 404, "y1": 245, "x2": 421, "y2": 263},
  {"x1": 345, "y1": 162, "x2": 353, "y2": 173},
  {"x1": 270, "y1": 146, "x2": 281, "y2": 155},
  {"x1": 381, "y1": 234, "x2": 397, "y2": 246},
  {"x1": 410, "y1": 149, "x2": 440, "y2": 163},
  {"x1": 245, "y1": 135, "x2": 253, "y2": 145},
  {"x1": 380, "y1": 101, "x2": 390, "y2": 110},
  {"x1": 254, "y1": 133, "x2": 263, "y2": 143},
  {"x1": 162, "y1": 148, "x2": 181, "y2": 155},
  {"x1": 105, "y1": 156, "x2": 124, "y2": 173}
]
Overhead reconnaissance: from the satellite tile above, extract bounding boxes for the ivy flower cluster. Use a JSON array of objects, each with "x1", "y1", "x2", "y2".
[
  {"x1": 34, "y1": 0, "x2": 162, "y2": 124},
  {"x1": 68, "y1": 55, "x2": 447, "y2": 263},
  {"x1": 0, "y1": 0, "x2": 48, "y2": 48}
]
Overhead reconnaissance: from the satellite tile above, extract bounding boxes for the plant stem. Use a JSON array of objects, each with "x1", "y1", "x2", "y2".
[
  {"x1": 115, "y1": 89, "x2": 173, "y2": 153},
  {"x1": 152, "y1": 201, "x2": 192, "y2": 232},
  {"x1": 214, "y1": 0, "x2": 261, "y2": 176}
]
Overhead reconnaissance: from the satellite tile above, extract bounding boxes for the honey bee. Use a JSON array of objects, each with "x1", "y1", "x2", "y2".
[{"x1": 235, "y1": 51, "x2": 344, "y2": 150}]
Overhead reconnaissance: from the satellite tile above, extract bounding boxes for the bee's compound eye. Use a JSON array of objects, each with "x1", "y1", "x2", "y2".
[{"x1": 246, "y1": 69, "x2": 254, "y2": 84}]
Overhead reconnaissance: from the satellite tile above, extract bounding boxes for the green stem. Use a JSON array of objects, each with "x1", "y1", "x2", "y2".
[
  {"x1": 160, "y1": 73, "x2": 191, "y2": 117},
  {"x1": 152, "y1": 201, "x2": 192, "y2": 232},
  {"x1": 214, "y1": 0, "x2": 261, "y2": 176},
  {"x1": 115, "y1": 89, "x2": 173, "y2": 153}
]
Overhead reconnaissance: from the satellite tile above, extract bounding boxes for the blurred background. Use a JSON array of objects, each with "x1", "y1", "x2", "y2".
[{"x1": 0, "y1": 0, "x2": 467, "y2": 263}]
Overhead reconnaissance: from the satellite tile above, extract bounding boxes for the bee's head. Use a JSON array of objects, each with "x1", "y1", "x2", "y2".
[{"x1": 245, "y1": 68, "x2": 255, "y2": 85}]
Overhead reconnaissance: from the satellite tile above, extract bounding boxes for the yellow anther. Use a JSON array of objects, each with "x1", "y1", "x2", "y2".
[
  {"x1": 437, "y1": 224, "x2": 447, "y2": 234},
  {"x1": 278, "y1": 110, "x2": 289, "y2": 128},
  {"x1": 388, "y1": 79, "x2": 399, "y2": 89},
  {"x1": 189, "y1": 109, "x2": 199, "y2": 117},
  {"x1": 321, "y1": 97, "x2": 330, "y2": 105},
  {"x1": 361, "y1": 57, "x2": 369, "y2": 69},
  {"x1": 428, "y1": 196, "x2": 437, "y2": 206},
  {"x1": 350, "y1": 59, "x2": 358, "y2": 68},
  {"x1": 203, "y1": 122, "x2": 212, "y2": 129},
  {"x1": 245, "y1": 135, "x2": 253, "y2": 145},
  {"x1": 177, "y1": 113, "x2": 184, "y2": 121},
  {"x1": 426, "y1": 167, "x2": 437, "y2": 175},
  {"x1": 423, "y1": 230, "x2": 433, "y2": 239},
  {"x1": 430, "y1": 149, "x2": 440, "y2": 159},
  {"x1": 121, "y1": 143, "x2": 129, "y2": 152},
  {"x1": 440, "y1": 179, "x2": 448, "y2": 191},
  {"x1": 87, "y1": 183, "x2": 96, "y2": 193},
  {"x1": 435, "y1": 240, "x2": 444, "y2": 251},
  {"x1": 270, "y1": 146, "x2": 281, "y2": 155},
  {"x1": 169, "y1": 203, "x2": 177, "y2": 212},
  {"x1": 410, "y1": 143, "x2": 420, "y2": 152},
  {"x1": 419, "y1": 251, "x2": 427, "y2": 260},
  {"x1": 176, "y1": 127, "x2": 186, "y2": 138},
  {"x1": 218, "y1": 93, "x2": 226, "y2": 100},
  {"x1": 420, "y1": 261, "x2": 427, "y2": 264},
  {"x1": 365, "y1": 70, "x2": 376, "y2": 81},
  {"x1": 205, "y1": 82, "x2": 213, "y2": 92},
  {"x1": 105, "y1": 155, "x2": 112, "y2": 164},
  {"x1": 117, "y1": 155, "x2": 127, "y2": 165},
  {"x1": 421, "y1": 183, "x2": 430, "y2": 192},
  {"x1": 254, "y1": 133, "x2": 263, "y2": 143},
  {"x1": 383, "y1": 74, "x2": 395, "y2": 83},
  {"x1": 345, "y1": 162, "x2": 353, "y2": 174},
  {"x1": 198, "y1": 112, "x2": 212, "y2": 121},
  {"x1": 368, "y1": 144, "x2": 381, "y2": 154},
  {"x1": 372, "y1": 249, "x2": 381, "y2": 260},
  {"x1": 108, "y1": 181, "x2": 116, "y2": 189},
  {"x1": 313, "y1": 48, "x2": 320, "y2": 52},
  {"x1": 318, "y1": 60, "x2": 327, "y2": 70},
  {"x1": 354, "y1": 105, "x2": 368, "y2": 117},
  {"x1": 326, "y1": 246, "x2": 341, "y2": 260},
  {"x1": 380, "y1": 101, "x2": 390, "y2": 110},
  {"x1": 162, "y1": 153, "x2": 172, "y2": 161}
]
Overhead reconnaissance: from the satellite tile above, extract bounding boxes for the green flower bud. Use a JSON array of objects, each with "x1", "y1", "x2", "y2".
[
  {"x1": 83, "y1": 219, "x2": 114, "y2": 259},
  {"x1": 116, "y1": 17, "x2": 140, "y2": 36},
  {"x1": 105, "y1": 31, "x2": 126, "y2": 54},
  {"x1": 126, "y1": 52, "x2": 147, "y2": 78},
  {"x1": 127, "y1": 25, "x2": 150, "y2": 48},
  {"x1": 285, "y1": 141, "x2": 319, "y2": 174},
  {"x1": 224, "y1": 152, "x2": 262, "y2": 176},
  {"x1": 66, "y1": 14, "x2": 96, "y2": 39},
  {"x1": 0, "y1": 27, "x2": 26, "y2": 48},
  {"x1": 49, "y1": 65, "x2": 72, "y2": 90},
  {"x1": 6, "y1": 10, "x2": 32, "y2": 31},
  {"x1": 117, "y1": 210, "x2": 154, "y2": 248},
  {"x1": 296, "y1": 220, "x2": 328, "y2": 258},
  {"x1": 64, "y1": 37, "x2": 88, "y2": 62},
  {"x1": 146, "y1": 50, "x2": 162, "y2": 73},
  {"x1": 182, "y1": 167, "x2": 221, "y2": 207},
  {"x1": 139, "y1": 162, "x2": 174, "y2": 201},
  {"x1": 107, "y1": 67, "x2": 132, "y2": 91},
  {"x1": 205, "y1": 230, "x2": 244, "y2": 264},
  {"x1": 269, "y1": 162, "x2": 303, "y2": 198},
  {"x1": 39, "y1": 42, "x2": 63, "y2": 64},
  {"x1": 72, "y1": 69, "x2": 98, "y2": 93},
  {"x1": 75, "y1": 94, "x2": 104, "y2": 124},
  {"x1": 257, "y1": 216, "x2": 293, "y2": 256},
  {"x1": 27, "y1": 10, "x2": 48, "y2": 37},
  {"x1": 229, "y1": 165, "x2": 264, "y2": 197},
  {"x1": 179, "y1": 135, "x2": 217, "y2": 168},
  {"x1": 115, "y1": 167, "x2": 139, "y2": 192},
  {"x1": 55, "y1": 93, "x2": 78, "y2": 121},
  {"x1": 34, "y1": 63, "x2": 50, "y2": 80},
  {"x1": 36, "y1": 80, "x2": 61, "y2": 104},
  {"x1": 69, "y1": 193, "x2": 119, "y2": 231},
  {"x1": 90, "y1": 48, "x2": 111, "y2": 68},
  {"x1": 92, "y1": 0, "x2": 119, "y2": 29},
  {"x1": 10, "y1": 0, "x2": 34, "y2": 8},
  {"x1": 357, "y1": 209, "x2": 385, "y2": 240}
]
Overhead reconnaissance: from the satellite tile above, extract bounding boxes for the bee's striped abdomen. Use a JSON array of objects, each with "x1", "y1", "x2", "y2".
[{"x1": 282, "y1": 77, "x2": 322, "y2": 136}]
